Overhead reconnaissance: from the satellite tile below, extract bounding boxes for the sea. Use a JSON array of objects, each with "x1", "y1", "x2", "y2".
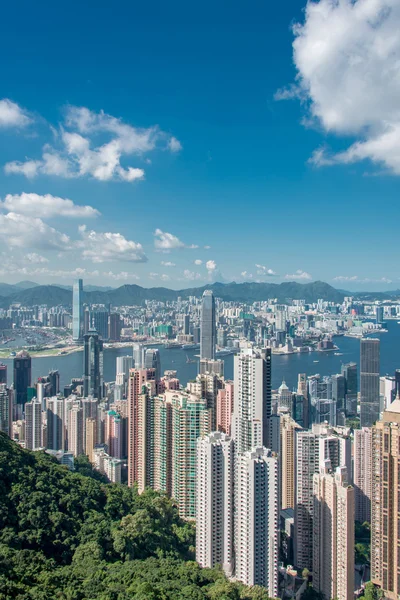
[{"x1": 2, "y1": 320, "x2": 400, "y2": 391}]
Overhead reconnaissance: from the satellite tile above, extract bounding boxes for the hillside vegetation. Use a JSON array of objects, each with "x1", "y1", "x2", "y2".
[{"x1": 0, "y1": 433, "x2": 270, "y2": 599}]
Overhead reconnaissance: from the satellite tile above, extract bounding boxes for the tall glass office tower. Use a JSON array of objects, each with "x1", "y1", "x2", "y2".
[
  {"x1": 360, "y1": 338, "x2": 380, "y2": 427},
  {"x1": 200, "y1": 290, "x2": 216, "y2": 360},
  {"x1": 83, "y1": 328, "x2": 104, "y2": 399},
  {"x1": 72, "y1": 279, "x2": 83, "y2": 342}
]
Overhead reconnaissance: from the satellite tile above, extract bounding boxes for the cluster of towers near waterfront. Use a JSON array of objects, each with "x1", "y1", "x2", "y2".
[{"x1": 4, "y1": 282, "x2": 400, "y2": 599}]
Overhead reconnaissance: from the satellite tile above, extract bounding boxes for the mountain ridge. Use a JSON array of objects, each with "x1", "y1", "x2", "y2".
[{"x1": 0, "y1": 280, "x2": 346, "y2": 307}]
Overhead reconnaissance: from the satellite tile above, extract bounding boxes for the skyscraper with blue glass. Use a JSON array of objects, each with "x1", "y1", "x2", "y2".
[
  {"x1": 200, "y1": 290, "x2": 216, "y2": 360},
  {"x1": 72, "y1": 279, "x2": 83, "y2": 342}
]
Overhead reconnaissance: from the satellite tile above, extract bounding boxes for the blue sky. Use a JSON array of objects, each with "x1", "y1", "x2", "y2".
[{"x1": 0, "y1": 0, "x2": 399, "y2": 291}]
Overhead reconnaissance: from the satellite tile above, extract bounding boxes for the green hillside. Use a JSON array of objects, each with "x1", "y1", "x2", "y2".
[{"x1": 0, "y1": 433, "x2": 270, "y2": 599}]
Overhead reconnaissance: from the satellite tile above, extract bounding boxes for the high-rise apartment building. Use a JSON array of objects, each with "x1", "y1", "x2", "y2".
[
  {"x1": 127, "y1": 368, "x2": 156, "y2": 486},
  {"x1": 25, "y1": 398, "x2": 42, "y2": 450},
  {"x1": 85, "y1": 417, "x2": 97, "y2": 463},
  {"x1": 133, "y1": 343, "x2": 145, "y2": 369},
  {"x1": 232, "y1": 347, "x2": 272, "y2": 454},
  {"x1": 72, "y1": 279, "x2": 83, "y2": 342},
  {"x1": 200, "y1": 290, "x2": 216, "y2": 360},
  {"x1": 280, "y1": 413, "x2": 302, "y2": 510},
  {"x1": 13, "y1": 350, "x2": 31, "y2": 414},
  {"x1": 196, "y1": 432, "x2": 234, "y2": 576},
  {"x1": 297, "y1": 373, "x2": 309, "y2": 428},
  {"x1": 353, "y1": 427, "x2": 372, "y2": 523},
  {"x1": 187, "y1": 372, "x2": 223, "y2": 431},
  {"x1": 360, "y1": 338, "x2": 380, "y2": 427},
  {"x1": 68, "y1": 405, "x2": 84, "y2": 457},
  {"x1": 371, "y1": 397, "x2": 400, "y2": 598},
  {"x1": 83, "y1": 329, "x2": 104, "y2": 399},
  {"x1": 234, "y1": 447, "x2": 279, "y2": 596},
  {"x1": 171, "y1": 393, "x2": 211, "y2": 519},
  {"x1": 313, "y1": 463, "x2": 354, "y2": 600},
  {"x1": 216, "y1": 381, "x2": 234, "y2": 435}
]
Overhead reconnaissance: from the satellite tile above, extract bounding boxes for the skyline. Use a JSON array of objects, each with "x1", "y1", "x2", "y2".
[{"x1": 0, "y1": 0, "x2": 399, "y2": 290}]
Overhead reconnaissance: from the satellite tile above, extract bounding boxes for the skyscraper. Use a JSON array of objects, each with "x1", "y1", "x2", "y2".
[
  {"x1": 234, "y1": 447, "x2": 279, "y2": 596},
  {"x1": 68, "y1": 405, "x2": 84, "y2": 457},
  {"x1": 313, "y1": 463, "x2": 354, "y2": 600},
  {"x1": 371, "y1": 397, "x2": 400, "y2": 599},
  {"x1": 13, "y1": 350, "x2": 31, "y2": 414},
  {"x1": 133, "y1": 343, "x2": 145, "y2": 369},
  {"x1": 0, "y1": 363, "x2": 7, "y2": 384},
  {"x1": 280, "y1": 413, "x2": 302, "y2": 510},
  {"x1": 108, "y1": 312, "x2": 121, "y2": 341},
  {"x1": 232, "y1": 347, "x2": 272, "y2": 454},
  {"x1": 216, "y1": 381, "x2": 234, "y2": 435},
  {"x1": 46, "y1": 397, "x2": 64, "y2": 451},
  {"x1": 145, "y1": 348, "x2": 161, "y2": 380},
  {"x1": 0, "y1": 383, "x2": 11, "y2": 437},
  {"x1": 353, "y1": 427, "x2": 372, "y2": 523},
  {"x1": 341, "y1": 362, "x2": 358, "y2": 415},
  {"x1": 25, "y1": 398, "x2": 42, "y2": 450},
  {"x1": 72, "y1": 279, "x2": 83, "y2": 342},
  {"x1": 196, "y1": 432, "x2": 234, "y2": 576},
  {"x1": 200, "y1": 290, "x2": 216, "y2": 360},
  {"x1": 360, "y1": 338, "x2": 380, "y2": 427},
  {"x1": 83, "y1": 329, "x2": 103, "y2": 399}
]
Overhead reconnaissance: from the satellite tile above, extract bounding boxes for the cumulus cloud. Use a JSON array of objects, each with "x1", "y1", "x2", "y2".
[
  {"x1": 24, "y1": 253, "x2": 49, "y2": 264},
  {"x1": 206, "y1": 260, "x2": 217, "y2": 272},
  {"x1": 255, "y1": 264, "x2": 276, "y2": 276},
  {"x1": 154, "y1": 229, "x2": 198, "y2": 252},
  {"x1": 241, "y1": 271, "x2": 253, "y2": 280},
  {"x1": 160, "y1": 261, "x2": 176, "y2": 267},
  {"x1": 182, "y1": 269, "x2": 202, "y2": 281},
  {"x1": 0, "y1": 99, "x2": 32, "y2": 128},
  {"x1": 168, "y1": 136, "x2": 182, "y2": 152},
  {"x1": 0, "y1": 192, "x2": 100, "y2": 218},
  {"x1": 149, "y1": 272, "x2": 170, "y2": 281},
  {"x1": 194, "y1": 259, "x2": 203, "y2": 265},
  {"x1": 4, "y1": 105, "x2": 181, "y2": 182},
  {"x1": 0, "y1": 262, "x2": 134, "y2": 281},
  {"x1": 0, "y1": 213, "x2": 71, "y2": 250},
  {"x1": 78, "y1": 225, "x2": 147, "y2": 263},
  {"x1": 285, "y1": 269, "x2": 312, "y2": 281},
  {"x1": 277, "y1": 0, "x2": 400, "y2": 174}
]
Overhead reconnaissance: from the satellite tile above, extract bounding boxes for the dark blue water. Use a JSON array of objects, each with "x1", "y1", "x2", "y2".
[{"x1": 2, "y1": 321, "x2": 400, "y2": 390}]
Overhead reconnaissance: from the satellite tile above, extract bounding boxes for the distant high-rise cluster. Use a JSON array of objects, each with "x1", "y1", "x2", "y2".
[{"x1": 5, "y1": 281, "x2": 400, "y2": 599}]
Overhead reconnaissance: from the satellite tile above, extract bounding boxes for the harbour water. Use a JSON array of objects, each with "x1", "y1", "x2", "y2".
[{"x1": 2, "y1": 320, "x2": 400, "y2": 391}]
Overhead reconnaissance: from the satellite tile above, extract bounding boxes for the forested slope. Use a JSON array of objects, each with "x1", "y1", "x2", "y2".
[{"x1": 0, "y1": 433, "x2": 270, "y2": 599}]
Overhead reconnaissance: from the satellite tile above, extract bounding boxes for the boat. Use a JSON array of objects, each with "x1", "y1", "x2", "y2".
[
  {"x1": 182, "y1": 343, "x2": 200, "y2": 350},
  {"x1": 186, "y1": 354, "x2": 196, "y2": 364},
  {"x1": 164, "y1": 342, "x2": 182, "y2": 349},
  {"x1": 313, "y1": 360, "x2": 319, "y2": 363},
  {"x1": 334, "y1": 352, "x2": 343, "y2": 356},
  {"x1": 397, "y1": 321, "x2": 400, "y2": 324}
]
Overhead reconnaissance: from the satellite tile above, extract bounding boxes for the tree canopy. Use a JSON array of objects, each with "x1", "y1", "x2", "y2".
[{"x1": 0, "y1": 432, "x2": 271, "y2": 599}]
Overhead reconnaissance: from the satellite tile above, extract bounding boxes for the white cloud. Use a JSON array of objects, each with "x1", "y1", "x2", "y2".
[
  {"x1": 154, "y1": 229, "x2": 198, "y2": 252},
  {"x1": 278, "y1": 0, "x2": 400, "y2": 174},
  {"x1": 78, "y1": 225, "x2": 147, "y2": 263},
  {"x1": 204, "y1": 245, "x2": 211, "y2": 250},
  {"x1": 194, "y1": 259, "x2": 203, "y2": 265},
  {"x1": 285, "y1": 269, "x2": 312, "y2": 281},
  {"x1": 255, "y1": 264, "x2": 276, "y2": 276},
  {"x1": 182, "y1": 269, "x2": 202, "y2": 281},
  {"x1": 24, "y1": 253, "x2": 49, "y2": 264},
  {"x1": 1, "y1": 192, "x2": 100, "y2": 219},
  {"x1": 161, "y1": 261, "x2": 176, "y2": 267},
  {"x1": 0, "y1": 99, "x2": 32, "y2": 128},
  {"x1": 206, "y1": 260, "x2": 217, "y2": 272},
  {"x1": 0, "y1": 213, "x2": 70, "y2": 250},
  {"x1": 241, "y1": 271, "x2": 253, "y2": 280},
  {"x1": 4, "y1": 105, "x2": 181, "y2": 182},
  {"x1": 168, "y1": 136, "x2": 182, "y2": 152}
]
